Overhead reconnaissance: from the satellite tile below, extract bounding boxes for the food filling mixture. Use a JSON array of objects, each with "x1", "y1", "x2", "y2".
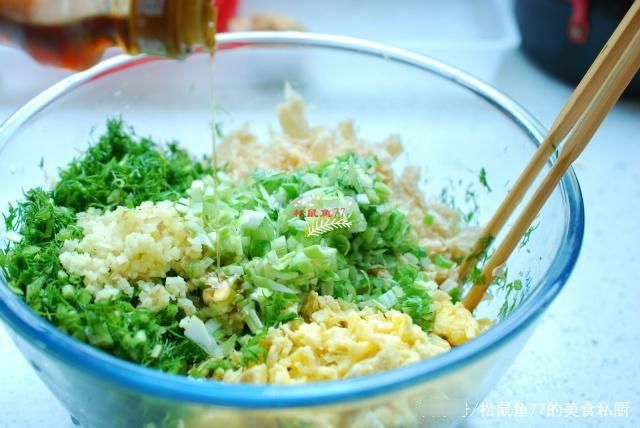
[{"x1": 0, "y1": 87, "x2": 489, "y2": 384}]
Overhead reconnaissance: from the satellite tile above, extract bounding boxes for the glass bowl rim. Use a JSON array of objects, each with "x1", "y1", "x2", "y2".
[{"x1": 0, "y1": 32, "x2": 584, "y2": 409}]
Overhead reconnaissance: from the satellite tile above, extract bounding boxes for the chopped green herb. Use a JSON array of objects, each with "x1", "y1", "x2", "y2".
[
  {"x1": 519, "y1": 222, "x2": 539, "y2": 249},
  {"x1": 493, "y1": 268, "x2": 529, "y2": 319},
  {"x1": 54, "y1": 118, "x2": 212, "y2": 211},
  {"x1": 479, "y1": 167, "x2": 492, "y2": 192},
  {"x1": 448, "y1": 287, "x2": 462, "y2": 303},
  {"x1": 214, "y1": 122, "x2": 224, "y2": 139},
  {"x1": 468, "y1": 266, "x2": 485, "y2": 285},
  {"x1": 464, "y1": 185, "x2": 480, "y2": 224}
]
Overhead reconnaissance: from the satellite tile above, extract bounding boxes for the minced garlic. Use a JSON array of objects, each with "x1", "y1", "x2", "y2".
[{"x1": 59, "y1": 201, "x2": 201, "y2": 307}]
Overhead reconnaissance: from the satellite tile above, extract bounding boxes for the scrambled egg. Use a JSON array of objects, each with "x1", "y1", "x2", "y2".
[
  {"x1": 432, "y1": 289, "x2": 485, "y2": 346},
  {"x1": 215, "y1": 291, "x2": 481, "y2": 384}
]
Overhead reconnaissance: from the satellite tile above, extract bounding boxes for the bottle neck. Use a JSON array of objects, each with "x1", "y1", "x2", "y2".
[{"x1": 126, "y1": 0, "x2": 216, "y2": 58}]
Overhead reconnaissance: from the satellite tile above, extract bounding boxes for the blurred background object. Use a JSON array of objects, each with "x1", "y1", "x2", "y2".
[
  {"x1": 216, "y1": 0, "x2": 239, "y2": 32},
  {"x1": 229, "y1": 12, "x2": 306, "y2": 32},
  {"x1": 516, "y1": 0, "x2": 640, "y2": 96}
]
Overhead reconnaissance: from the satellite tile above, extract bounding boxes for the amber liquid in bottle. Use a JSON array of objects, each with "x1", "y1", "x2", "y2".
[
  {"x1": 0, "y1": 16, "x2": 126, "y2": 69},
  {"x1": 0, "y1": 0, "x2": 216, "y2": 70}
]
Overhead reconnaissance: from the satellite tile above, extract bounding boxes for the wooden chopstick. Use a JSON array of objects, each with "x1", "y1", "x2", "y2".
[
  {"x1": 461, "y1": 1, "x2": 640, "y2": 311},
  {"x1": 456, "y1": 0, "x2": 640, "y2": 283}
]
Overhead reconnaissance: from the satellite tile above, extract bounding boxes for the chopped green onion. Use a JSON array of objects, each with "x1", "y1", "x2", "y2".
[
  {"x1": 423, "y1": 212, "x2": 435, "y2": 226},
  {"x1": 271, "y1": 236, "x2": 288, "y2": 258},
  {"x1": 434, "y1": 255, "x2": 454, "y2": 270},
  {"x1": 241, "y1": 306, "x2": 264, "y2": 334}
]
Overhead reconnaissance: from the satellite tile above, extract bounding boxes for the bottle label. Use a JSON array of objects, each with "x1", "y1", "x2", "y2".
[
  {"x1": 137, "y1": 0, "x2": 166, "y2": 17},
  {"x1": 137, "y1": 37, "x2": 168, "y2": 57}
]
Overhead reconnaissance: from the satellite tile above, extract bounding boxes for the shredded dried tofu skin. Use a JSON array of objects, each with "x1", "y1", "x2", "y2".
[{"x1": 218, "y1": 85, "x2": 401, "y2": 182}]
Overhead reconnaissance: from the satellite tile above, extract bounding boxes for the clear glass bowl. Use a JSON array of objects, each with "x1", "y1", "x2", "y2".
[{"x1": 0, "y1": 33, "x2": 584, "y2": 428}]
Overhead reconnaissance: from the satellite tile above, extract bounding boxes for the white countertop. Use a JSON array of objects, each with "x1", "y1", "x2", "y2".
[{"x1": 1, "y1": 1, "x2": 638, "y2": 427}]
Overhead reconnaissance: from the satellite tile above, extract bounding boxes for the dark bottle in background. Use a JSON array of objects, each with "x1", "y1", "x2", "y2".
[{"x1": 515, "y1": 0, "x2": 639, "y2": 97}]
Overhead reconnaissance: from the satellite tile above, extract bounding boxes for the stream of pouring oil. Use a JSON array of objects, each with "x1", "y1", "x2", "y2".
[{"x1": 209, "y1": 52, "x2": 221, "y2": 270}]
